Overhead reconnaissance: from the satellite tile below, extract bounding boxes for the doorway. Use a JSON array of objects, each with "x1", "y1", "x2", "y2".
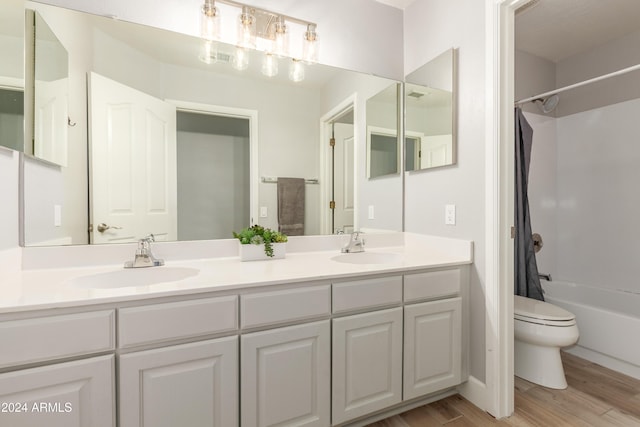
[
  {"x1": 321, "y1": 98, "x2": 355, "y2": 235},
  {"x1": 176, "y1": 111, "x2": 250, "y2": 240}
]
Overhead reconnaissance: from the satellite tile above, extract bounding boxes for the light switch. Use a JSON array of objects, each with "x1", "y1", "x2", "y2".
[
  {"x1": 368, "y1": 205, "x2": 375, "y2": 220},
  {"x1": 260, "y1": 206, "x2": 268, "y2": 218},
  {"x1": 445, "y1": 204, "x2": 456, "y2": 225},
  {"x1": 54, "y1": 205, "x2": 62, "y2": 227}
]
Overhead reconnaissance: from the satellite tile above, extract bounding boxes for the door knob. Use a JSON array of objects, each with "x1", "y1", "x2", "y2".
[{"x1": 97, "y1": 223, "x2": 123, "y2": 233}]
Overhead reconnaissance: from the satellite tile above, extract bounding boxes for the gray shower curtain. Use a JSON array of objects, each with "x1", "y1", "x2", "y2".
[{"x1": 515, "y1": 108, "x2": 544, "y2": 301}]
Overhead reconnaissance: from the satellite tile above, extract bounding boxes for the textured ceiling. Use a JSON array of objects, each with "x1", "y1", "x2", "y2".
[{"x1": 516, "y1": 0, "x2": 640, "y2": 62}]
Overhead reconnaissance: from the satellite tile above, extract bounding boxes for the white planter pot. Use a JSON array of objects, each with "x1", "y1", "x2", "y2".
[{"x1": 239, "y1": 242, "x2": 286, "y2": 261}]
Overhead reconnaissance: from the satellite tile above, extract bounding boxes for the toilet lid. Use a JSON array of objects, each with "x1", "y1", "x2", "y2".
[{"x1": 514, "y1": 295, "x2": 575, "y2": 323}]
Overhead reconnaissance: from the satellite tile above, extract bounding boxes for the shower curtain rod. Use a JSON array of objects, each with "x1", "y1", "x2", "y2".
[{"x1": 514, "y1": 62, "x2": 640, "y2": 105}]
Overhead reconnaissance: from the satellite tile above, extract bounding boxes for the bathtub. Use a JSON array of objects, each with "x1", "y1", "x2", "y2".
[{"x1": 542, "y1": 280, "x2": 640, "y2": 380}]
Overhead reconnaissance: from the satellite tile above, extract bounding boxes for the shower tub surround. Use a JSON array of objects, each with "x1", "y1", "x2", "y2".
[
  {"x1": 0, "y1": 232, "x2": 472, "y2": 427},
  {"x1": 543, "y1": 280, "x2": 640, "y2": 380}
]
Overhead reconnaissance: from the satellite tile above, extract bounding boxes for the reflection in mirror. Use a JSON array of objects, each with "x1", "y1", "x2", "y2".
[
  {"x1": 366, "y1": 83, "x2": 399, "y2": 179},
  {"x1": 32, "y1": 11, "x2": 69, "y2": 166},
  {"x1": 21, "y1": 2, "x2": 402, "y2": 246},
  {"x1": 0, "y1": 0, "x2": 25, "y2": 153},
  {"x1": 404, "y1": 48, "x2": 456, "y2": 171}
]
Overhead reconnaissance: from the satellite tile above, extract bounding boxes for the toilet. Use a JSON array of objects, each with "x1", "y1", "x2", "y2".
[{"x1": 514, "y1": 295, "x2": 579, "y2": 389}]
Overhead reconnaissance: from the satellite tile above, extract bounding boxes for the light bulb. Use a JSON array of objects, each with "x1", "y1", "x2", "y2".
[
  {"x1": 233, "y1": 47, "x2": 249, "y2": 70},
  {"x1": 289, "y1": 59, "x2": 304, "y2": 82},
  {"x1": 302, "y1": 24, "x2": 318, "y2": 64},
  {"x1": 201, "y1": 0, "x2": 219, "y2": 41},
  {"x1": 238, "y1": 6, "x2": 256, "y2": 49},
  {"x1": 274, "y1": 16, "x2": 289, "y2": 57},
  {"x1": 262, "y1": 54, "x2": 278, "y2": 77}
]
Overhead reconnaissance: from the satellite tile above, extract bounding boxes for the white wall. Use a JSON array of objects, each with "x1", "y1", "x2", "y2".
[
  {"x1": 515, "y1": 50, "x2": 556, "y2": 116},
  {"x1": 403, "y1": 0, "x2": 487, "y2": 383}
]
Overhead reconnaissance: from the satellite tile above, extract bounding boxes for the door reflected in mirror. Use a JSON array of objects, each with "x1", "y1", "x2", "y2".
[{"x1": 404, "y1": 48, "x2": 456, "y2": 171}]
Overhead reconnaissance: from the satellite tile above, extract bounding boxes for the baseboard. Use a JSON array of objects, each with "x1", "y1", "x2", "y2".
[
  {"x1": 457, "y1": 375, "x2": 488, "y2": 411},
  {"x1": 565, "y1": 346, "x2": 640, "y2": 380}
]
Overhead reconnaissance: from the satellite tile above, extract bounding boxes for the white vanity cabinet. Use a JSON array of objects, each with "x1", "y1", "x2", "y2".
[
  {"x1": 241, "y1": 321, "x2": 331, "y2": 427},
  {"x1": 239, "y1": 284, "x2": 331, "y2": 427},
  {"x1": 117, "y1": 296, "x2": 240, "y2": 427},
  {"x1": 0, "y1": 355, "x2": 114, "y2": 427},
  {"x1": 119, "y1": 337, "x2": 238, "y2": 427},
  {"x1": 402, "y1": 269, "x2": 465, "y2": 401},
  {"x1": 0, "y1": 309, "x2": 116, "y2": 427},
  {"x1": 331, "y1": 276, "x2": 403, "y2": 425}
]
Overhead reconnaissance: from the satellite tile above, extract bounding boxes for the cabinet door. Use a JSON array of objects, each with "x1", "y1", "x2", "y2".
[
  {"x1": 332, "y1": 307, "x2": 402, "y2": 425},
  {"x1": 241, "y1": 320, "x2": 330, "y2": 427},
  {"x1": 404, "y1": 297, "x2": 462, "y2": 400},
  {"x1": 119, "y1": 336, "x2": 238, "y2": 427},
  {"x1": 0, "y1": 355, "x2": 114, "y2": 427}
]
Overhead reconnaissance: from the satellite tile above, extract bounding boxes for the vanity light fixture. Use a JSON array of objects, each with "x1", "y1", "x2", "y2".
[
  {"x1": 201, "y1": 0, "x2": 220, "y2": 41},
  {"x1": 289, "y1": 59, "x2": 305, "y2": 82},
  {"x1": 261, "y1": 53, "x2": 278, "y2": 77},
  {"x1": 198, "y1": 0, "x2": 318, "y2": 72},
  {"x1": 302, "y1": 24, "x2": 318, "y2": 64}
]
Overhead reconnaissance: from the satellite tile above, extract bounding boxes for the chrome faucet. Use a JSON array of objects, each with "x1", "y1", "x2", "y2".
[
  {"x1": 124, "y1": 234, "x2": 165, "y2": 268},
  {"x1": 341, "y1": 231, "x2": 365, "y2": 253}
]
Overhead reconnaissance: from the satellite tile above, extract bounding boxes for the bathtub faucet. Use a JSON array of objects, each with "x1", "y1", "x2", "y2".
[{"x1": 539, "y1": 273, "x2": 552, "y2": 282}]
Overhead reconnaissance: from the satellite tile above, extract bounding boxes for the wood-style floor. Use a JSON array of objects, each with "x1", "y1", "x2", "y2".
[{"x1": 367, "y1": 352, "x2": 640, "y2": 426}]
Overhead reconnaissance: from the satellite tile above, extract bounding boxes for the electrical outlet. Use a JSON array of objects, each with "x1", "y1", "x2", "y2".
[
  {"x1": 260, "y1": 206, "x2": 268, "y2": 218},
  {"x1": 368, "y1": 205, "x2": 375, "y2": 220},
  {"x1": 445, "y1": 204, "x2": 456, "y2": 225}
]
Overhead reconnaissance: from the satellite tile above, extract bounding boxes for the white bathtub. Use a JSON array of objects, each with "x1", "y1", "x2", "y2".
[{"x1": 542, "y1": 280, "x2": 640, "y2": 380}]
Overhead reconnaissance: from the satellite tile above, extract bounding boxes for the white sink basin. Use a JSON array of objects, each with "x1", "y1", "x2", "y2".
[
  {"x1": 331, "y1": 252, "x2": 402, "y2": 265},
  {"x1": 70, "y1": 266, "x2": 200, "y2": 289}
]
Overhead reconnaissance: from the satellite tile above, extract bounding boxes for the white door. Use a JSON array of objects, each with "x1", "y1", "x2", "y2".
[
  {"x1": 403, "y1": 298, "x2": 462, "y2": 400},
  {"x1": 34, "y1": 78, "x2": 68, "y2": 166},
  {"x1": 0, "y1": 355, "x2": 114, "y2": 427},
  {"x1": 119, "y1": 337, "x2": 238, "y2": 427},
  {"x1": 333, "y1": 122, "x2": 355, "y2": 234},
  {"x1": 241, "y1": 321, "x2": 330, "y2": 427},
  {"x1": 332, "y1": 307, "x2": 402, "y2": 425},
  {"x1": 89, "y1": 72, "x2": 177, "y2": 244}
]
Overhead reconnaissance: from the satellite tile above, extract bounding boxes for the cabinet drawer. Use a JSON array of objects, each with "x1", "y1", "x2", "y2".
[
  {"x1": 404, "y1": 269, "x2": 460, "y2": 303},
  {"x1": 119, "y1": 296, "x2": 238, "y2": 348},
  {"x1": 241, "y1": 285, "x2": 330, "y2": 329},
  {"x1": 0, "y1": 310, "x2": 115, "y2": 368},
  {"x1": 333, "y1": 276, "x2": 402, "y2": 313}
]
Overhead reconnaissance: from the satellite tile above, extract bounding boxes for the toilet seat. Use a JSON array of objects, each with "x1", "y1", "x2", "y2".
[{"x1": 514, "y1": 295, "x2": 576, "y2": 327}]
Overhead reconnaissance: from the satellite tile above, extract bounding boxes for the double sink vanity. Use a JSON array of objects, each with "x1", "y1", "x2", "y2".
[{"x1": 0, "y1": 232, "x2": 472, "y2": 426}]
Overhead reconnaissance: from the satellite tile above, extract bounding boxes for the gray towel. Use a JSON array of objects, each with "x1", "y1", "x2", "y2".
[{"x1": 277, "y1": 177, "x2": 305, "y2": 236}]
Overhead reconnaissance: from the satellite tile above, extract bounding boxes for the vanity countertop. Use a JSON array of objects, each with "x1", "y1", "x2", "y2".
[{"x1": 0, "y1": 233, "x2": 473, "y2": 314}]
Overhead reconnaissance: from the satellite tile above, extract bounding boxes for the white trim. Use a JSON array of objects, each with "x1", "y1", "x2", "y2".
[
  {"x1": 319, "y1": 94, "x2": 357, "y2": 235},
  {"x1": 167, "y1": 100, "x2": 259, "y2": 227},
  {"x1": 484, "y1": 0, "x2": 530, "y2": 418},
  {"x1": 458, "y1": 375, "x2": 488, "y2": 411}
]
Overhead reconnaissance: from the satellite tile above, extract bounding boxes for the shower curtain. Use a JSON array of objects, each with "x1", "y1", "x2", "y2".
[{"x1": 514, "y1": 108, "x2": 544, "y2": 301}]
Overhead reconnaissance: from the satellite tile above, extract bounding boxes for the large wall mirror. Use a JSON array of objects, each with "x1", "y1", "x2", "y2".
[
  {"x1": 17, "y1": 1, "x2": 402, "y2": 246},
  {"x1": 404, "y1": 48, "x2": 457, "y2": 171},
  {"x1": 366, "y1": 83, "x2": 400, "y2": 179}
]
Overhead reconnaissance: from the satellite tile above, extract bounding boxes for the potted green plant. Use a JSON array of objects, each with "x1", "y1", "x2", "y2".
[{"x1": 233, "y1": 225, "x2": 288, "y2": 261}]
